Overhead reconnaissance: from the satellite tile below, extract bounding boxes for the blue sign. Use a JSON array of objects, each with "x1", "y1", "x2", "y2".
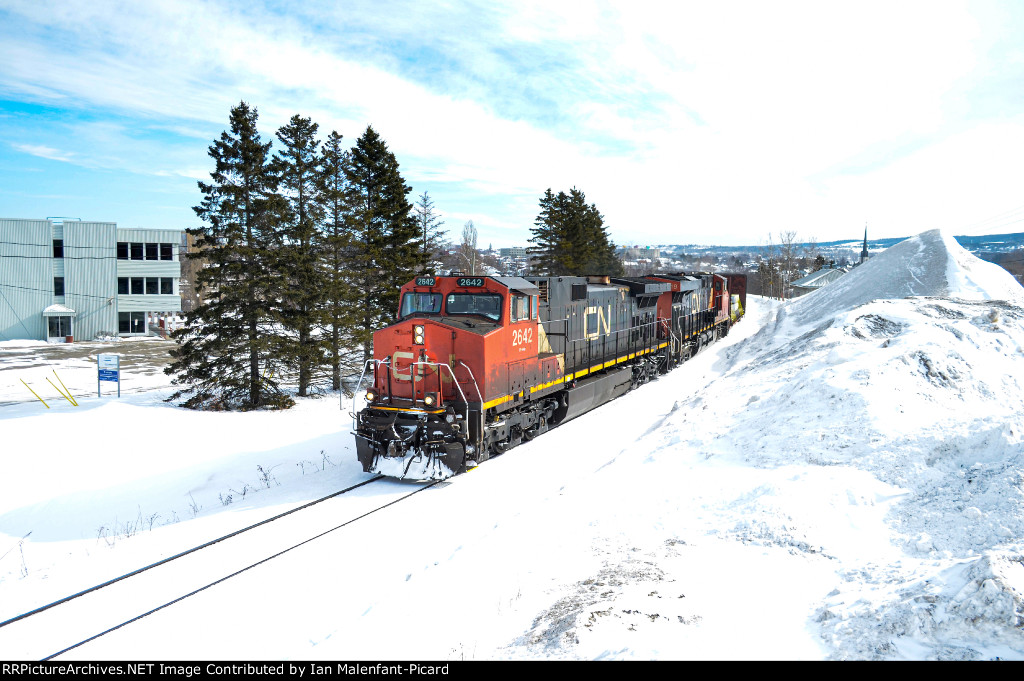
[{"x1": 97, "y1": 353, "x2": 121, "y2": 397}]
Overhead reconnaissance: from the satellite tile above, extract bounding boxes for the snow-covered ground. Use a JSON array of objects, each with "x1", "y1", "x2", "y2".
[{"x1": 1, "y1": 229, "x2": 1023, "y2": 660}]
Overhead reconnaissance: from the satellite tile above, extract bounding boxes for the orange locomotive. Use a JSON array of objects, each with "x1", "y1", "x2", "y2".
[{"x1": 352, "y1": 272, "x2": 745, "y2": 480}]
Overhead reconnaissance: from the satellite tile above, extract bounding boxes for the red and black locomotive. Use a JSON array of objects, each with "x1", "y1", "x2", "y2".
[{"x1": 352, "y1": 271, "x2": 746, "y2": 479}]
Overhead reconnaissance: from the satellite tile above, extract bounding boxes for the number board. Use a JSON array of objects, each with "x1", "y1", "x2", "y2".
[
  {"x1": 415, "y1": 276, "x2": 436, "y2": 287},
  {"x1": 456, "y1": 277, "x2": 485, "y2": 288}
]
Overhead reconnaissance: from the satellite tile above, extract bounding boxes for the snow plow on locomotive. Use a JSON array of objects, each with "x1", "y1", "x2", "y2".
[{"x1": 351, "y1": 271, "x2": 746, "y2": 480}]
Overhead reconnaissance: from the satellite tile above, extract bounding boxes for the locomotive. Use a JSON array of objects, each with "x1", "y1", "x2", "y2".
[{"x1": 351, "y1": 271, "x2": 746, "y2": 480}]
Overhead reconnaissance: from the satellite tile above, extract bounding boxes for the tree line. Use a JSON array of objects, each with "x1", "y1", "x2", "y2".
[{"x1": 166, "y1": 102, "x2": 441, "y2": 410}]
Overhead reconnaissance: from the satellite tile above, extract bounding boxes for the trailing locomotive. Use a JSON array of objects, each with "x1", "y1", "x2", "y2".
[{"x1": 351, "y1": 271, "x2": 746, "y2": 480}]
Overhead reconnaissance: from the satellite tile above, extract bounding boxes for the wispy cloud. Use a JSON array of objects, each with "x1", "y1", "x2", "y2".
[
  {"x1": 1, "y1": 0, "x2": 1023, "y2": 244},
  {"x1": 12, "y1": 143, "x2": 76, "y2": 163}
]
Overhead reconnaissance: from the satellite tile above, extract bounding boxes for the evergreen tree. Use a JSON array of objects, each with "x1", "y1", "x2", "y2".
[
  {"x1": 528, "y1": 187, "x2": 622, "y2": 276},
  {"x1": 273, "y1": 114, "x2": 325, "y2": 397},
  {"x1": 166, "y1": 101, "x2": 292, "y2": 410},
  {"x1": 413, "y1": 191, "x2": 447, "y2": 273},
  {"x1": 343, "y1": 126, "x2": 421, "y2": 360},
  {"x1": 527, "y1": 188, "x2": 559, "y2": 275},
  {"x1": 319, "y1": 130, "x2": 363, "y2": 391}
]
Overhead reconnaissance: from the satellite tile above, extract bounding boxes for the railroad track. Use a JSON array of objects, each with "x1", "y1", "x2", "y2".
[{"x1": 0, "y1": 475, "x2": 441, "y2": 660}]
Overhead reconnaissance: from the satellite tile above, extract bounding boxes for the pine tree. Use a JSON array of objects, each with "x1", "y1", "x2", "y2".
[
  {"x1": 527, "y1": 188, "x2": 559, "y2": 275},
  {"x1": 319, "y1": 130, "x2": 362, "y2": 391},
  {"x1": 528, "y1": 187, "x2": 622, "y2": 276},
  {"x1": 273, "y1": 114, "x2": 325, "y2": 397},
  {"x1": 343, "y1": 126, "x2": 421, "y2": 360},
  {"x1": 413, "y1": 191, "x2": 447, "y2": 273},
  {"x1": 166, "y1": 101, "x2": 292, "y2": 410}
]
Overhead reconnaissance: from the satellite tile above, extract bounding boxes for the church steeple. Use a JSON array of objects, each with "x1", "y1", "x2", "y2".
[{"x1": 860, "y1": 224, "x2": 869, "y2": 263}]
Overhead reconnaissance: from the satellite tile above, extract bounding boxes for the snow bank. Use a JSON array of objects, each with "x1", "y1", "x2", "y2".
[{"x1": 619, "y1": 230, "x2": 1024, "y2": 659}]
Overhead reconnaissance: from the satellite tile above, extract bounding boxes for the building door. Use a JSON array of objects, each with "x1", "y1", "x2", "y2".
[
  {"x1": 47, "y1": 316, "x2": 73, "y2": 341},
  {"x1": 118, "y1": 311, "x2": 147, "y2": 335}
]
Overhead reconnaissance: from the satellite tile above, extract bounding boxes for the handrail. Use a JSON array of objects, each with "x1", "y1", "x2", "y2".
[{"x1": 348, "y1": 357, "x2": 477, "y2": 429}]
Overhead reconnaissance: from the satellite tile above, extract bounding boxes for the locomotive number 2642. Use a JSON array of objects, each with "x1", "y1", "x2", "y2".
[{"x1": 512, "y1": 327, "x2": 533, "y2": 347}]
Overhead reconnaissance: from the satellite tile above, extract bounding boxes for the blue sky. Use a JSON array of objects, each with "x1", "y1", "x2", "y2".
[{"x1": 2, "y1": 0, "x2": 1024, "y2": 247}]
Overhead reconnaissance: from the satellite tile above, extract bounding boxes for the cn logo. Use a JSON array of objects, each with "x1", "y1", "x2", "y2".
[{"x1": 391, "y1": 351, "x2": 423, "y2": 382}]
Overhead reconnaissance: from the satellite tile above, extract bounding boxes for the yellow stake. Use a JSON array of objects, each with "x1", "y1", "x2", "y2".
[
  {"x1": 20, "y1": 380, "x2": 49, "y2": 409},
  {"x1": 46, "y1": 378, "x2": 76, "y2": 406},
  {"x1": 53, "y1": 370, "x2": 78, "y2": 406}
]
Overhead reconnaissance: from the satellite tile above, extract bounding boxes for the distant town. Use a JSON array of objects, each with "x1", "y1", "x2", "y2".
[{"x1": 355, "y1": 231, "x2": 1024, "y2": 314}]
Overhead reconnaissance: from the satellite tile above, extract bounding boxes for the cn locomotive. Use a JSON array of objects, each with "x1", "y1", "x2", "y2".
[{"x1": 351, "y1": 271, "x2": 746, "y2": 480}]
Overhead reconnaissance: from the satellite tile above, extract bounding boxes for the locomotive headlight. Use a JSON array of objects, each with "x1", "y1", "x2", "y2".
[
  {"x1": 423, "y1": 393, "x2": 436, "y2": 407},
  {"x1": 413, "y1": 325, "x2": 425, "y2": 344},
  {"x1": 365, "y1": 389, "x2": 377, "y2": 403}
]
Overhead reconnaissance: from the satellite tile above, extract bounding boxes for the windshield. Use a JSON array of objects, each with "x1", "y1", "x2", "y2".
[
  {"x1": 400, "y1": 292, "x2": 443, "y2": 318},
  {"x1": 446, "y1": 293, "x2": 503, "y2": 321}
]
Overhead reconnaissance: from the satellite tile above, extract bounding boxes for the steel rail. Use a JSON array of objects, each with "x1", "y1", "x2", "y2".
[
  {"x1": 0, "y1": 475, "x2": 384, "y2": 630},
  {"x1": 42, "y1": 478, "x2": 440, "y2": 661}
]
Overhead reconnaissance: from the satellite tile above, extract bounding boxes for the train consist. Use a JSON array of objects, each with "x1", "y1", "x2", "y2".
[{"x1": 351, "y1": 271, "x2": 747, "y2": 479}]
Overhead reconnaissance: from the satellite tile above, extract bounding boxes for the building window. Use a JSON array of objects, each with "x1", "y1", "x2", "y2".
[
  {"x1": 54, "y1": 277, "x2": 64, "y2": 296},
  {"x1": 161, "y1": 278, "x2": 173, "y2": 295},
  {"x1": 130, "y1": 243, "x2": 144, "y2": 260},
  {"x1": 146, "y1": 278, "x2": 158, "y2": 295},
  {"x1": 160, "y1": 243, "x2": 173, "y2": 260},
  {"x1": 146, "y1": 243, "x2": 158, "y2": 260},
  {"x1": 131, "y1": 277, "x2": 143, "y2": 295},
  {"x1": 117, "y1": 242, "x2": 128, "y2": 259},
  {"x1": 118, "y1": 311, "x2": 146, "y2": 334},
  {"x1": 53, "y1": 239, "x2": 63, "y2": 258},
  {"x1": 118, "y1": 278, "x2": 129, "y2": 295}
]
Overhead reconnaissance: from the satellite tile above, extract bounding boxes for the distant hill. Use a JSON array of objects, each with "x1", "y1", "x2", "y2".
[{"x1": 657, "y1": 232, "x2": 1024, "y2": 256}]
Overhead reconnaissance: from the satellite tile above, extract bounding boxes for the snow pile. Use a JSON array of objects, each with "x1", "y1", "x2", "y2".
[
  {"x1": 784, "y1": 228, "x2": 1024, "y2": 332},
  {"x1": 572, "y1": 229, "x2": 1024, "y2": 659}
]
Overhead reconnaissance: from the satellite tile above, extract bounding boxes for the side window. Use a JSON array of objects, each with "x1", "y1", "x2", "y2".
[{"x1": 510, "y1": 294, "x2": 529, "y2": 322}]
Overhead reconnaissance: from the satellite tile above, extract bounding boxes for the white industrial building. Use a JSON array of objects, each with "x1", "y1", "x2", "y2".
[{"x1": 0, "y1": 218, "x2": 182, "y2": 342}]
